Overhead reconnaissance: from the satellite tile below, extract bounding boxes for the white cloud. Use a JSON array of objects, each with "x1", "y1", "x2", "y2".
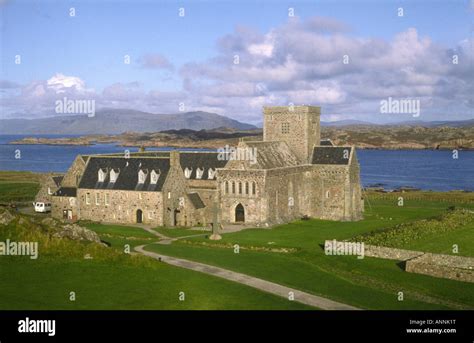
[
  {"x1": 46, "y1": 73, "x2": 90, "y2": 93},
  {"x1": 2, "y1": 16, "x2": 473, "y2": 122}
]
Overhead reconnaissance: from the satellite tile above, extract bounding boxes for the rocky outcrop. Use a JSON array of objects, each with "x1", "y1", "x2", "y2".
[
  {"x1": 0, "y1": 209, "x2": 100, "y2": 244},
  {"x1": 40, "y1": 217, "x2": 101, "y2": 243},
  {"x1": 0, "y1": 209, "x2": 15, "y2": 226}
]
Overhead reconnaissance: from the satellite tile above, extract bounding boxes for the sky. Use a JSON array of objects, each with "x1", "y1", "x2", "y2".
[{"x1": 0, "y1": 0, "x2": 473, "y2": 124}]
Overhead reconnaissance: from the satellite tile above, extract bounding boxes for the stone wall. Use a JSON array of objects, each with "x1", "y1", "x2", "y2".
[
  {"x1": 406, "y1": 253, "x2": 474, "y2": 283},
  {"x1": 336, "y1": 241, "x2": 473, "y2": 283},
  {"x1": 217, "y1": 169, "x2": 266, "y2": 224},
  {"x1": 310, "y1": 165, "x2": 348, "y2": 220},
  {"x1": 76, "y1": 189, "x2": 163, "y2": 225},
  {"x1": 263, "y1": 106, "x2": 320, "y2": 163},
  {"x1": 264, "y1": 165, "x2": 314, "y2": 224},
  {"x1": 348, "y1": 150, "x2": 364, "y2": 220},
  {"x1": 162, "y1": 151, "x2": 192, "y2": 227},
  {"x1": 35, "y1": 174, "x2": 62, "y2": 203},
  {"x1": 61, "y1": 155, "x2": 86, "y2": 188},
  {"x1": 186, "y1": 179, "x2": 218, "y2": 227},
  {"x1": 364, "y1": 245, "x2": 424, "y2": 260},
  {"x1": 51, "y1": 195, "x2": 78, "y2": 221}
]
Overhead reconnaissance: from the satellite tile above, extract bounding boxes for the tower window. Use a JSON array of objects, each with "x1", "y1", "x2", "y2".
[{"x1": 281, "y1": 122, "x2": 290, "y2": 134}]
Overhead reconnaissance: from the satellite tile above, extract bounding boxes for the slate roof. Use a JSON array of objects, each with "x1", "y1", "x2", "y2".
[
  {"x1": 79, "y1": 157, "x2": 170, "y2": 191},
  {"x1": 311, "y1": 147, "x2": 352, "y2": 165},
  {"x1": 241, "y1": 141, "x2": 300, "y2": 169},
  {"x1": 53, "y1": 187, "x2": 77, "y2": 197},
  {"x1": 187, "y1": 192, "x2": 206, "y2": 209},
  {"x1": 52, "y1": 176, "x2": 64, "y2": 187},
  {"x1": 179, "y1": 152, "x2": 228, "y2": 179},
  {"x1": 320, "y1": 139, "x2": 334, "y2": 146}
]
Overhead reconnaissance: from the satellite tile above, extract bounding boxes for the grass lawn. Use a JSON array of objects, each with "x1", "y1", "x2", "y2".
[
  {"x1": 0, "y1": 257, "x2": 311, "y2": 310},
  {"x1": 0, "y1": 215, "x2": 312, "y2": 310},
  {"x1": 401, "y1": 224, "x2": 474, "y2": 256},
  {"x1": 82, "y1": 222, "x2": 158, "y2": 253},
  {"x1": 153, "y1": 227, "x2": 209, "y2": 238},
  {"x1": 143, "y1": 197, "x2": 474, "y2": 310},
  {"x1": 181, "y1": 199, "x2": 462, "y2": 251}
]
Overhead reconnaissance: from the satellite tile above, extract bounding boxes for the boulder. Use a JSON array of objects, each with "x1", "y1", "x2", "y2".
[
  {"x1": 0, "y1": 209, "x2": 15, "y2": 226},
  {"x1": 52, "y1": 223, "x2": 101, "y2": 243}
]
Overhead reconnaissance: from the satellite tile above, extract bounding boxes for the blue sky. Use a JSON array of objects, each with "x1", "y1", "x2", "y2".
[{"x1": 1, "y1": 0, "x2": 473, "y2": 123}]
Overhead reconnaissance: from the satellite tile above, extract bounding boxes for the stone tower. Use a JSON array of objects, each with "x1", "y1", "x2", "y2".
[{"x1": 263, "y1": 105, "x2": 321, "y2": 163}]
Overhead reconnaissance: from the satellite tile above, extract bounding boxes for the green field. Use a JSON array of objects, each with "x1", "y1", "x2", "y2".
[
  {"x1": 153, "y1": 227, "x2": 209, "y2": 238},
  {"x1": 0, "y1": 213, "x2": 311, "y2": 310},
  {"x1": 143, "y1": 197, "x2": 474, "y2": 310},
  {"x1": 0, "y1": 171, "x2": 40, "y2": 203},
  {"x1": 0, "y1": 257, "x2": 311, "y2": 310}
]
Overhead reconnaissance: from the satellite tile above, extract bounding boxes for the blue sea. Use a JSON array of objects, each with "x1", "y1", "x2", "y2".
[{"x1": 0, "y1": 135, "x2": 473, "y2": 191}]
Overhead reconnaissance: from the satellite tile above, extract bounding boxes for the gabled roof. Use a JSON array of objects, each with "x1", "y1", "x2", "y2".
[
  {"x1": 53, "y1": 187, "x2": 77, "y2": 197},
  {"x1": 79, "y1": 157, "x2": 170, "y2": 191},
  {"x1": 187, "y1": 192, "x2": 206, "y2": 209},
  {"x1": 179, "y1": 152, "x2": 228, "y2": 179},
  {"x1": 311, "y1": 146, "x2": 352, "y2": 165},
  {"x1": 238, "y1": 141, "x2": 300, "y2": 169}
]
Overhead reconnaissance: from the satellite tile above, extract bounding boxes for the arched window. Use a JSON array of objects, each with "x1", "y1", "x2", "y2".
[
  {"x1": 232, "y1": 181, "x2": 235, "y2": 194},
  {"x1": 224, "y1": 181, "x2": 229, "y2": 194},
  {"x1": 238, "y1": 182, "x2": 242, "y2": 194},
  {"x1": 252, "y1": 182, "x2": 256, "y2": 196},
  {"x1": 245, "y1": 182, "x2": 249, "y2": 195}
]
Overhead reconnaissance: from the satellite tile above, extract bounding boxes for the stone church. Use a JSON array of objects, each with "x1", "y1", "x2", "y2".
[{"x1": 47, "y1": 106, "x2": 363, "y2": 227}]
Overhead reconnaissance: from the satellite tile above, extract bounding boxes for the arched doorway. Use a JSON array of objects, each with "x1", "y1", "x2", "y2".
[
  {"x1": 235, "y1": 203, "x2": 245, "y2": 222},
  {"x1": 136, "y1": 209, "x2": 143, "y2": 223}
]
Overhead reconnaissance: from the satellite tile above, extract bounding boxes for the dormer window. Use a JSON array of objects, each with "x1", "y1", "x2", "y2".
[
  {"x1": 196, "y1": 167, "x2": 204, "y2": 179},
  {"x1": 110, "y1": 169, "x2": 119, "y2": 183},
  {"x1": 138, "y1": 169, "x2": 147, "y2": 184},
  {"x1": 184, "y1": 167, "x2": 193, "y2": 179},
  {"x1": 150, "y1": 170, "x2": 160, "y2": 184},
  {"x1": 98, "y1": 168, "x2": 106, "y2": 182},
  {"x1": 208, "y1": 168, "x2": 216, "y2": 179}
]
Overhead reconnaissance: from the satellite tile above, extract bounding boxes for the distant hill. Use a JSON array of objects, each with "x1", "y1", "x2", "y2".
[
  {"x1": 0, "y1": 109, "x2": 256, "y2": 134},
  {"x1": 321, "y1": 118, "x2": 474, "y2": 128},
  {"x1": 321, "y1": 120, "x2": 376, "y2": 127},
  {"x1": 384, "y1": 119, "x2": 474, "y2": 128}
]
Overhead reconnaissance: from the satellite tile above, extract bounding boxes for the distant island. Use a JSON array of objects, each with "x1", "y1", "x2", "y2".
[{"x1": 9, "y1": 123, "x2": 474, "y2": 150}]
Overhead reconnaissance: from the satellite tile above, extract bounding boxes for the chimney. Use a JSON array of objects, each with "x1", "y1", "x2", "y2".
[{"x1": 170, "y1": 150, "x2": 180, "y2": 168}]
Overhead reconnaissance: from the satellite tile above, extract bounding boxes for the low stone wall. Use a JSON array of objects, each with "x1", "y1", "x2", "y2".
[
  {"x1": 326, "y1": 240, "x2": 474, "y2": 283},
  {"x1": 323, "y1": 240, "x2": 423, "y2": 260},
  {"x1": 364, "y1": 245, "x2": 424, "y2": 261},
  {"x1": 406, "y1": 253, "x2": 474, "y2": 283}
]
